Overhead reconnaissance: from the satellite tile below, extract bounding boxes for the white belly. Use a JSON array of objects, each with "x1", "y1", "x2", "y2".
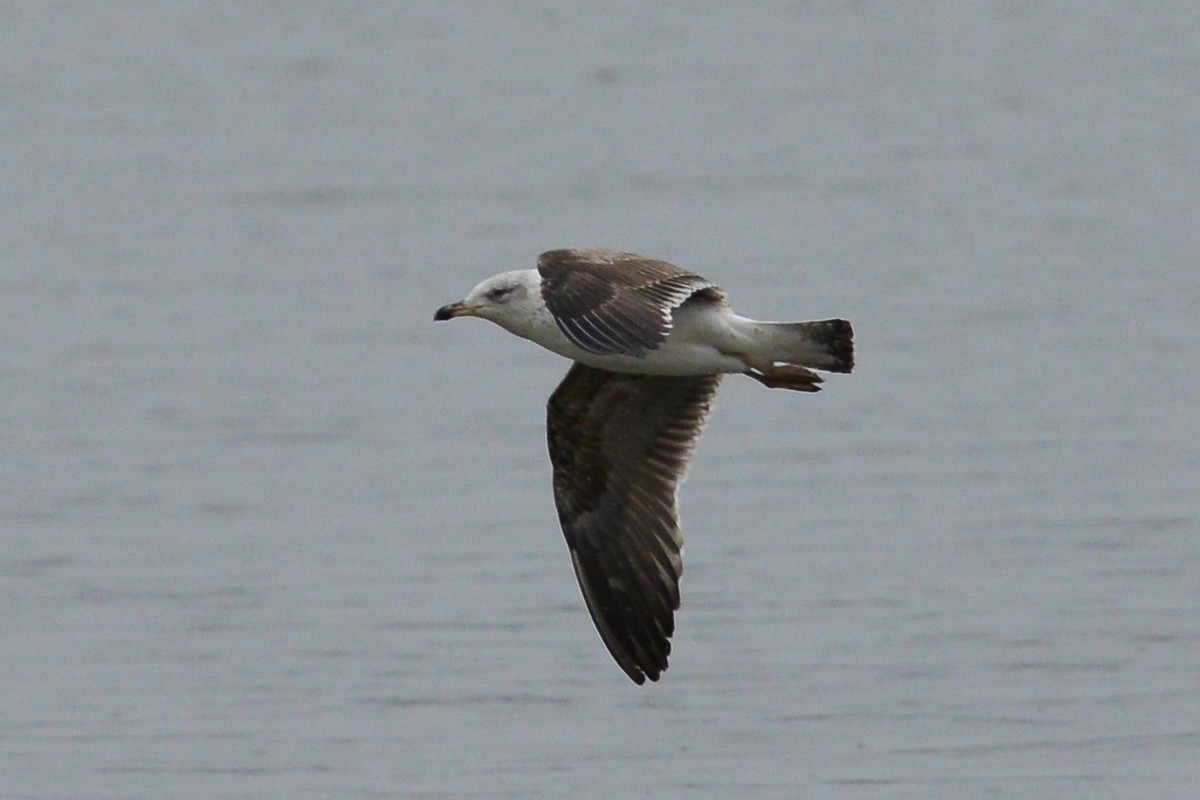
[
  {"x1": 573, "y1": 342, "x2": 747, "y2": 375},
  {"x1": 509, "y1": 301, "x2": 753, "y2": 376}
]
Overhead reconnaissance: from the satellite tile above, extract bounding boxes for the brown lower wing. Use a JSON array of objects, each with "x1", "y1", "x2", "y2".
[{"x1": 545, "y1": 363, "x2": 721, "y2": 683}]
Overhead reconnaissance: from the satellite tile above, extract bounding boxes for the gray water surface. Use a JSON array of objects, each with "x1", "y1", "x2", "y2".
[{"x1": 2, "y1": 3, "x2": 1197, "y2": 798}]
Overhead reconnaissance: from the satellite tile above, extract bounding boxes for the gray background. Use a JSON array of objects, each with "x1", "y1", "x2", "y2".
[{"x1": 2, "y1": 3, "x2": 1197, "y2": 798}]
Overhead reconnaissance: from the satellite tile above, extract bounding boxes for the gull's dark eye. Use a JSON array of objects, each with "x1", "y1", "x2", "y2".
[{"x1": 486, "y1": 285, "x2": 515, "y2": 302}]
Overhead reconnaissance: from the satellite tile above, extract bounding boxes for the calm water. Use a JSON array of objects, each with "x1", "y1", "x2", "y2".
[{"x1": 2, "y1": 3, "x2": 1197, "y2": 798}]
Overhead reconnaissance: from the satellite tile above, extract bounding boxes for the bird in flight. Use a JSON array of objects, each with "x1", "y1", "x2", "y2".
[{"x1": 435, "y1": 249, "x2": 853, "y2": 683}]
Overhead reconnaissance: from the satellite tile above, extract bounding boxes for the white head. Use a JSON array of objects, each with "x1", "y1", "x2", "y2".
[{"x1": 433, "y1": 269, "x2": 542, "y2": 330}]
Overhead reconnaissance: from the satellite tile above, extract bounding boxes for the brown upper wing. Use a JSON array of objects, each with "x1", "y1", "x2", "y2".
[
  {"x1": 546, "y1": 362, "x2": 722, "y2": 684},
  {"x1": 537, "y1": 249, "x2": 723, "y2": 357}
]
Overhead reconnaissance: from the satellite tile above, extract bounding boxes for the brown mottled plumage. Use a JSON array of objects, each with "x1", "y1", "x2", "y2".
[
  {"x1": 547, "y1": 364, "x2": 721, "y2": 683},
  {"x1": 435, "y1": 249, "x2": 853, "y2": 683},
  {"x1": 538, "y1": 249, "x2": 723, "y2": 357}
]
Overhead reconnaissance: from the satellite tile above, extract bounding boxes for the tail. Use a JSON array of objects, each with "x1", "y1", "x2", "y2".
[
  {"x1": 741, "y1": 318, "x2": 854, "y2": 392},
  {"x1": 756, "y1": 319, "x2": 854, "y2": 373}
]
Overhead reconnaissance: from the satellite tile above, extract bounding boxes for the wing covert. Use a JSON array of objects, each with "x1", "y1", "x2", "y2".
[{"x1": 537, "y1": 249, "x2": 723, "y2": 357}]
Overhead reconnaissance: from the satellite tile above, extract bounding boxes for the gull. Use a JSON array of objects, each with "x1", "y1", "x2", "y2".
[{"x1": 434, "y1": 248, "x2": 853, "y2": 683}]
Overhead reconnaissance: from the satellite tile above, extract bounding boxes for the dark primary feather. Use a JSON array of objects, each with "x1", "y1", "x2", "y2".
[
  {"x1": 546, "y1": 362, "x2": 721, "y2": 684},
  {"x1": 537, "y1": 249, "x2": 724, "y2": 357}
]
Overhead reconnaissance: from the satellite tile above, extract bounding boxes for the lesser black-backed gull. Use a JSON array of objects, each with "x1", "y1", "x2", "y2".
[{"x1": 434, "y1": 248, "x2": 854, "y2": 683}]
